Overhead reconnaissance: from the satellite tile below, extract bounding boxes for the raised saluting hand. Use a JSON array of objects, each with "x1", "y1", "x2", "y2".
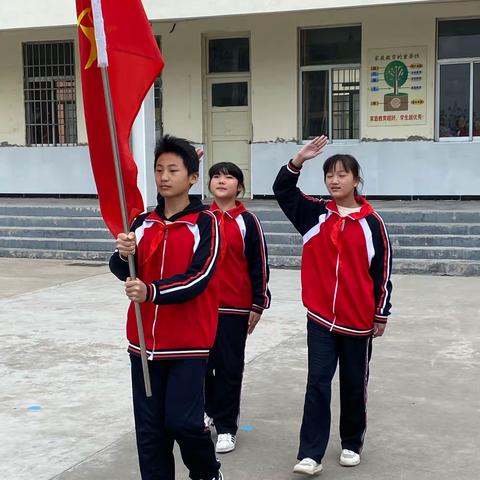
[{"x1": 292, "y1": 135, "x2": 329, "y2": 168}]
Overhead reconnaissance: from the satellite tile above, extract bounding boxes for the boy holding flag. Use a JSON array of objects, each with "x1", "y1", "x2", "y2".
[
  {"x1": 76, "y1": 2, "x2": 223, "y2": 477},
  {"x1": 110, "y1": 135, "x2": 223, "y2": 480}
]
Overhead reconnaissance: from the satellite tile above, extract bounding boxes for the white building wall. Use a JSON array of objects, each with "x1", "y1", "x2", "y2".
[
  {"x1": 252, "y1": 142, "x2": 480, "y2": 196},
  {"x1": 0, "y1": 1, "x2": 478, "y2": 196},
  {"x1": 0, "y1": 146, "x2": 96, "y2": 194},
  {"x1": 0, "y1": 27, "x2": 87, "y2": 145},
  {"x1": 0, "y1": 1, "x2": 453, "y2": 30},
  {"x1": 155, "y1": 1, "x2": 480, "y2": 143},
  {"x1": 157, "y1": 22, "x2": 204, "y2": 143}
]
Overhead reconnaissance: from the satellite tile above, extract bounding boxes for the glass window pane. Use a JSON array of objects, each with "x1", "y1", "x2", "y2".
[
  {"x1": 438, "y1": 19, "x2": 480, "y2": 59},
  {"x1": 300, "y1": 26, "x2": 361, "y2": 66},
  {"x1": 209, "y1": 38, "x2": 249, "y2": 73},
  {"x1": 474, "y1": 63, "x2": 480, "y2": 137},
  {"x1": 302, "y1": 70, "x2": 329, "y2": 139},
  {"x1": 212, "y1": 82, "x2": 248, "y2": 107},
  {"x1": 439, "y1": 63, "x2": 470, "y2": 138},
  {"x1": 332, "y1": 68, "x2": 360, "y2": 140}
]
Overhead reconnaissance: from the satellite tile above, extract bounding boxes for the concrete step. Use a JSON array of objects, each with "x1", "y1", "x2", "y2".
[
  {"x1": 3, "y1": 203, "x2": 480, "y2": 222},
  {"x1": 392, "y1": 258, "x2": 480, "y2": 276},
  {"x1": 254, "y1": 208, "x2": 480, "y2": 224},
  {"x1": 269, "y1": 255, "x2": 301, "y2": 268},
  {"x1": 0, "y1": 205, "x2": 101, "y2": 217},
  {"x1": 0, "y1": 215, "x2": 106, "y2": 229},
  {"x1": 386, "y1": 222, "x2": 480, "y2": 235},
  {"x1": 265, "y1": 232, "x2": 302, "y2": 245},
  {"x1": 0, "y1": 226, "x2": 112, "y2": 240},
  {"x1": 378, "y1": 210, "x2": 480, "y2": 224},
  {"x1": 263, "y1": 221, "x2": 480, "y2": 236},
  {"x1": 391, "y1": 234, "x2": 480, "y2": 248},
  {"x1": 3, "y1": 205, "x2": 480, "y2": 225},
  {"x1": 268, "y1": 244, "x2": 302, "y2": 256},
  {"x1": 261, "y1": 221, "x2": 297, "y2": 234},
  {"x1": 0, "y1": 237, "x2": 114, "y2": 252},
  {"x1": 269, "y1": 255, "x2": 480, "y2": 276},
  {"x1": 268, "y1": 243, "x2": 480, "y2": 260},
  {"x1": 1, "y1": 201, "x2": 480, "y2": 275},
  {"x1": 266, "y1": 233, "x2": 480, "y2": 248},
  {"x1": 394, "y1": 246, "x2": 480, "y2": 261},
  {"x1": 0, "y1": 247, "x2": 111, "y2": 262}
]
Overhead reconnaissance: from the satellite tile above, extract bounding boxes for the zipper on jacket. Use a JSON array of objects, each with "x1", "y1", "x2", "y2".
[
  {"x1": 149, "y1": 305, "x2": 159, "y2": 361},
  {"x1": 330, "y1": 219, "x2": 345, "y2": 331},
  {"x1": 150, "y1": 229, "x2": 169, "y2": 360},
  {"x1": 160, "y1": 229, "x2": 168, "y2": 279}
]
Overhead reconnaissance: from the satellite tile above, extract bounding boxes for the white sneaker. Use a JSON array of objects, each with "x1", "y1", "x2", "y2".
[
  {"x1": 339, "y1": 449, "x2": 361, "y2": 467},
  {"x1": 293, "y1": 458, "x2": 323, "y2": 475},
  {"x1": 215, "y1": 433, "x2": 236, "y2": 453},
  {"x1": 204, "y1": 413, "x2": 214, "y2": 428}
]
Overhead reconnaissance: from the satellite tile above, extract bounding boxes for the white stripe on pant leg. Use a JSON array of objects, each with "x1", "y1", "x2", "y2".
[{"x1": 359, "y1": 336, "x2": 371, "y2": 453}]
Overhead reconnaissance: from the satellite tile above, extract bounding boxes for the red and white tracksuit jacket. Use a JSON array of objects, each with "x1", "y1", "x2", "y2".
[
  {"x1": 273, "y1": 160, "x2": 393, "y2": 337},
  {"x1": 109, "y1": 197, "x2": 220, "y2": 359},
  {"x1": 210, "y1": 201, "x2": 271, "y2": 315}
]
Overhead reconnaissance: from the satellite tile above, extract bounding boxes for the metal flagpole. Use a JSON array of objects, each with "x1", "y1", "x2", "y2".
[
  {"x1": 92, "y1": 0, "x2": 152, "y2": 397},
  {"x1": 100, "y1": 68, "x2": 152, "y2": 398}
]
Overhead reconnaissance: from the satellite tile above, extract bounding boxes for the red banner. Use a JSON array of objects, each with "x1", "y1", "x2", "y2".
[{"x1": 76, "y1": 0, "x2": 164, "y2": 236}]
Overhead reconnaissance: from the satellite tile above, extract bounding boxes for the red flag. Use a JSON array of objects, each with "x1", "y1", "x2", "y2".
[{"x1": 76, "y1": 0, "x2": 164, "y2": 236}]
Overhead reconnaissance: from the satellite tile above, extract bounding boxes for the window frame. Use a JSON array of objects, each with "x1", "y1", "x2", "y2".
[
  {"x1": 202, "y1": 33, "x2": 252, "y2": 138},
  {"x1": 435, "y1": 18, "x2": 480, "y2": 142},
  {"x1": 22, "y1": 40, "x2": 77, "y2": 147},
  {"x1": 298, "y1": 25, "x2": 362, "y2": 144},
  {"x1": 203, "y1": 34, "x2": 252, "y2": 97},
  {"x1": 154, "y1": 35, "x2": 163, "y2": 141}
]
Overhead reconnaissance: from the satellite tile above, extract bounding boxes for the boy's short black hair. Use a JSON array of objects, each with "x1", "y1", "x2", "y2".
[
  {"x1": 208, "y1": 162, "x2": 246, "y2": 197},
  {"x1": 154, "y1": 135, "x2": 199, "y2": 174}
]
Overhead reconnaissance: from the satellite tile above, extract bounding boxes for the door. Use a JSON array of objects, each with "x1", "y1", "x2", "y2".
[{"x1": 206, "y1": 77, "x2": 252, "y2": 196}]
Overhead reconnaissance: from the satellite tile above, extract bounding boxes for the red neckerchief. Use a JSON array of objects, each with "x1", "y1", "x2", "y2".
[
  {"x1": 326, "y1": 197, "x2": 374, "y2": 251},
  {"x1": 139, "y1": 212, "x2": 190, "y2": 268},
  {"x1": 210, "y1": 201, "x2": 247, "y2": 263}
]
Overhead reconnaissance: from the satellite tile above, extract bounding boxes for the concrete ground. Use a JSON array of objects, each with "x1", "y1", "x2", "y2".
[{"x1": 0, "y1": 258, "x2": 479, "y2": 480}]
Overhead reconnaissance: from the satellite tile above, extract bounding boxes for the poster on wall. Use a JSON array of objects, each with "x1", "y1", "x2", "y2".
[{"x1": 367, "y1": 46, "x2": 427, "y2": 127}]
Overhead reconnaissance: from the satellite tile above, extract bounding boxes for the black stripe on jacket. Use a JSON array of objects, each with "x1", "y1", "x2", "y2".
[
  {"x1": 242, "y1": 211, "x2": 271, "y2": 312},
  {"x1": 365, "y1": 213, "x2": 393, "y2": 320},
  {"x1": 272, "y1": 161, "x2": 328, "y2": 236}
]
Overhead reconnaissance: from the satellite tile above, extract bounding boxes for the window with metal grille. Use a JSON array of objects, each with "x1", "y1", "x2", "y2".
[
  {"x1": 300, "y1": 26, "x2": 361, "y2": 141},
  {"x1": 23, "y1": 41, "x2": 77, "y2": 146},
  {"x1": 436, "y1": 19, "x2": 480, "y2": 140}
]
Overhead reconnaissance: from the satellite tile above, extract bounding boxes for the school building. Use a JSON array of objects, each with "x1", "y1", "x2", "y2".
[{"x1": 0, "y1": 0, "x2": 479, "y2": 205}]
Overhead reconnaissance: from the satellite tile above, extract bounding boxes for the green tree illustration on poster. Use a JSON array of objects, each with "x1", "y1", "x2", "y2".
[{"x1": 384, "y1": 60, "x2": 408, "y2": 96}]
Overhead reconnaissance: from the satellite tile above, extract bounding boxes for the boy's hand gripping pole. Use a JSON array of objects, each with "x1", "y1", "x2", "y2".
[{"x1": 100, "y1": 67, "x2": 152, "y2": 397}]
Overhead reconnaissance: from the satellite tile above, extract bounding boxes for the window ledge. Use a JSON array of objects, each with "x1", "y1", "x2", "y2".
[
  {"x1": 436, "y1": 137, "x2": 477, "y2": 143},
  {"x1": 301, "y1": 139, "x2": 361, "y2": 145}
]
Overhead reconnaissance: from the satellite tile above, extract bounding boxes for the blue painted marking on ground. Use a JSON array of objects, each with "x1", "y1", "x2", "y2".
[
  {"x1": 27, "y1": 405, "x2": 42, "y2": 411},
  {"x1": 241, "y1": 425, "x2": 254, "y2": 431}
]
